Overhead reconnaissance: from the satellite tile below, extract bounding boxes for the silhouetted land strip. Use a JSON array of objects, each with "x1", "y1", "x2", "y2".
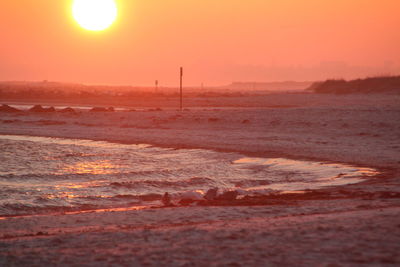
[
  {"x1": 308, "y1": 76, "x2": 400, "y2": 94},
  {"x1": 0, "y1": 80, "x2": 313, "y2": 108}
]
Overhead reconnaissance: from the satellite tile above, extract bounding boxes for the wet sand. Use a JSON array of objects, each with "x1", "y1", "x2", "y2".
[{"x1": 1, "y1": 198, "x2": 399, "y2": 266}]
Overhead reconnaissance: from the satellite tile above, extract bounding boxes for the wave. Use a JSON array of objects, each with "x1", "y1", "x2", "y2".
[
  {"x1": 0, "y1": 195, "x2": 150, "y2": 217},
  {"x1": 110, "y1": 177, "x2": 215, "y2": 189},
  {"x1": 0, "y1": 202, "x2": 103, "y2": 217}
]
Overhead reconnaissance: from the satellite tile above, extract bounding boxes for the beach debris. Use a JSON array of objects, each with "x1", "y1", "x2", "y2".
[
  {"x1": 147, "y1": 108, "x2": 163, "y2": 112},
  {"x1": 180, "y1": 191, "x2": 203, "y2": 201},
  {"x1": 29, "y1": 105, "x2": 56, "y2": 112},
  {"x1": 90, "y1": 107, "x2": 113, "y2": 112},
  {"x1": 162, "y1": 192, "x2": 172, "y2": 206},
  {"x1": 204, "y1": 188, "x2": 219, "y2": 201},
  {"x1": 90, "y1": 107, "x2": 105, "y2": 112},
  {"x1": 217, "y1": 190, "x2": 238, "y2": 201},
  {"x1": 29, "y1": 105, "x2": 43, "y2": 112},
  {"x1": 0, "y1": 104, "x2": 20, "y2": 113},
  {"x1": 59, "y1": 107, "x2": 76, "y2": 113},
  {"x1": 250, "y1": 188, "x2": 276, "y2": 196},
  {"x1": 178, "y1": 191, "x2": 204, "y2": 205},
  {"x1": 235, "y1": 188, "x2": 248, "y2": 196}
]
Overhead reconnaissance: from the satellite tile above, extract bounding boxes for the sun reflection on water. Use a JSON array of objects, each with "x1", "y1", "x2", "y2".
[{"x1": 59, "y1": 160, "x2": 120, "y2": 175}]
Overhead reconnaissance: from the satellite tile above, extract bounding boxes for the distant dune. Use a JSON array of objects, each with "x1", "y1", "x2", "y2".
[
  {"x1": 221, "y1": 81, "x2": 313, "y2": 91},
  {"x1": 308, "y1": 76, "x2": 400, "y2": 94}
]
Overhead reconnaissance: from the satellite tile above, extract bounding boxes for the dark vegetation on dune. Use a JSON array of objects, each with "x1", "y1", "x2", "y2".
[{"x1": 308, "y1": 76, "x2": 400, "y2": 94}]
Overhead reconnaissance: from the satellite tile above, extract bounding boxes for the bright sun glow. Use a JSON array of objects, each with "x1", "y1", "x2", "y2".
[{"x1": 72, "y1": 0, "x2": 118, "y2": 31}]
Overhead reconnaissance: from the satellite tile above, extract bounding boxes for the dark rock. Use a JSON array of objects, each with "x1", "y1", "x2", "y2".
[
  {"x1": 59, "y1": 107, "x2": 76, "y2": 113},
  {"x1": 29, "y1": 105, "x2": 55, "y2": 112},
  {"x1": 204, "y1": 188, "x2": 219, "y2": 201},
  {"x1": 217, "y1": 191, "x2": 238, "y2": 201},
  {"x1": 178, "y1": 199, "x2": 196, "y2": 205},
  {"x1": 29, "y1": 105, "x2": 44, "y2": 112},
  {"x1": 90, "y1": 107, "x2": 108, "y2": 112},
  {"x1": 0, "y1": 104, "x2": 20, "y2": 112}
]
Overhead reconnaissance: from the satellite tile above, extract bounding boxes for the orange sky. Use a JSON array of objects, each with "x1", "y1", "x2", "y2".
[{"x1": 0, "y1": 0, "x2": 399, "y2": 86}]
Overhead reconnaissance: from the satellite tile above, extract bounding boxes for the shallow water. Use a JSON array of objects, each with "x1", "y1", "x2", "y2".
[{"x1": 0, "y1": 135, "x2": 378, "y2": 216}]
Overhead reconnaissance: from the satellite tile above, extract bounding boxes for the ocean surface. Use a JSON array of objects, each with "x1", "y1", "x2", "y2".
[{"x1": 0, "y1": 134, "x2": 378, "y2": 217}]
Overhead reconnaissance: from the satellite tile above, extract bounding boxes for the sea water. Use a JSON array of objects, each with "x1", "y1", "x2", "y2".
[{"x1": 0, "y1": 135, "x2": 378, "y2": 216}]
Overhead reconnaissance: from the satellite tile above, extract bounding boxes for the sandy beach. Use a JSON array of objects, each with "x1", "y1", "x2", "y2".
[
  {"x1": 2, "y1": 0, "x2": 400, "y2": 265},
  {"x1": 1, "y1": 93, "x2": 400, "y2": 266}
]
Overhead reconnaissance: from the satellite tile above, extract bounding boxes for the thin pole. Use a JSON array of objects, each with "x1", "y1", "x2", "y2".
[{"x1": 180, "y1": 67, "x2": 183, "y2": 111}]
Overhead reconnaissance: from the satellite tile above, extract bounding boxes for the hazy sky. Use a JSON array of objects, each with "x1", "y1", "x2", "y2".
[{"x1": 1, "y1": 0, "x2": 399, "y2": 86}]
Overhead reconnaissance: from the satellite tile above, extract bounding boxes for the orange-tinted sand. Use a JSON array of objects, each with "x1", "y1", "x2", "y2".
[{"x1": 0, "y1": 94, "x2": 399, "y2": 265}]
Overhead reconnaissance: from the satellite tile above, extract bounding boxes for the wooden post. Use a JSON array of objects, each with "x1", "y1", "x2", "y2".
[
  {"x1": 155, "y1": 80, "x2": 158, "y2": 93},
  {"x1": 180, "y1": 67, "x2": 183, "y2": 111}
]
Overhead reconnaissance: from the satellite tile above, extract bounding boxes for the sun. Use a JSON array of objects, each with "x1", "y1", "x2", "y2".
[{"x1": 72, "y1": 0, "x2": 118, "y2": 31}]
